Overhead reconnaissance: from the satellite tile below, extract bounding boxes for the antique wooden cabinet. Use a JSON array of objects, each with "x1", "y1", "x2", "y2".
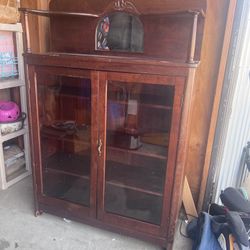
[{"x1": 20, "y1": 0, "x2": 206, "y2": 249}]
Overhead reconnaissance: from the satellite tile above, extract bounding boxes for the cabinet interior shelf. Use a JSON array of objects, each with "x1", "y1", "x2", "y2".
[
  {"x1": 106, "y1": 161, "x2": 164, "y2": 197},
  {"x1": 50, "y1": 94, "x2": 171, "y2": 111},
  {"x1": 56, "y1": 86, "x2": 91, "y2": 99},
  {"x1": 44, "y1": 153, "x2": 164, "y2": 196},
  {"x1": 44, "y1": 152, "x2": 90, "y2": 178},
  {"x1": 47, "y1": 85, "x2": 172, "y2": 111},
  {"x1": 107, "y1": 143, "x2": 167, "y2": 160},
  {"x1": 41, "y1": 126, "x2": 90, "y2": 147},
  {"x1": 108, "y1": 100, "x2": 172, "y2": 111},
  {"x1": 41, "y1": 126, "x2": 167, "y2": 160}
]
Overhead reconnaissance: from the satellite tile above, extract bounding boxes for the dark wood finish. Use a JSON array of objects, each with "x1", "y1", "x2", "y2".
[
  {"x1": 28, "y1": 66, "x2": 98, "y2": 217},
  {"x1": 20, "y1": 1, "x2": 205, "y2": 62},
  {"x1": 96, "y1": 72, "x2": 185, "y2": 238},
  {"x1": 24, "y1": 53, "x2": 196, "y2": 75},
  {"x1": 23, "y1": 1, "x2": 206, "y2": 249},
  {"x1": 50, "y1": 14, "x2": 203, "y2": 62},
  {"x1": 89, "y1": 71, "x2": 100, "y2": 217},
  {"x1": 27, "y1": 65, "x2": 47, "y2": 217},
  {"x1": 39, "y1": 201, "x2": 168, "y2": 247},
  {"x1": 48, "y1": 0, "x2": 207, "y2": 15},
  {"x1": 96, "y1": 71, "x2": 108, "y2": 222}
]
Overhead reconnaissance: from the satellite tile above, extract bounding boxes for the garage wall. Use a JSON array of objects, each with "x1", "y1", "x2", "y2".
[
  {"x1": 213, "y1": 1, "x2": 250, "y2": 202},
  {"x1": 185, "y1": 0, "x2": 235, "y2": 204}
]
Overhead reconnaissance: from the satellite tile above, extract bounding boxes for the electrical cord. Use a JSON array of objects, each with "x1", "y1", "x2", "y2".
[{"x1": 179, "y1": 214, "x2": 198, "y2": 238}]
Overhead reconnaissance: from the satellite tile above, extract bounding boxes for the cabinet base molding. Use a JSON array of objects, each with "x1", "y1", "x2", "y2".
[{"x1": 39, "y1": 202, "x2": 169, "y2": 248}]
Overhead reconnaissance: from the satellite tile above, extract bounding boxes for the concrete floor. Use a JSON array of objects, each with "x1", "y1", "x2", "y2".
[{"x1": 0, "y1": 177, "x2": 192, "y2": 250}]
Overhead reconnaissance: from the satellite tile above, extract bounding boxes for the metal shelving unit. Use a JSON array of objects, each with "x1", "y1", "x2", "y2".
[{"x1": 0, "y1": 23, "x2": 31, "y2": 189}]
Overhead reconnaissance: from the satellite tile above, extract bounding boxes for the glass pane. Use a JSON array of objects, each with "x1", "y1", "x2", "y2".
[
  {"x1": 3, "y1": 135, "x2": 27, "y2": 182},
  {"x1": 96, "y1": 12, "x2": 144, "y2": 52},
  {"x1": 37, "y1": 74, "x2": 91, "y2": 206},
  {"x1": 104, "y1": 81, "x2": 174, "y2": 225}
]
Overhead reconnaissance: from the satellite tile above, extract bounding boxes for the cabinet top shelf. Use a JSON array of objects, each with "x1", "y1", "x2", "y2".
[
  {"x1": 24, "y1": 53, "x2": 199, "y2": 77},
  {"x1": 20, "y1": 0, "x2": 205, "y2": 64},
  {"x1": 19, "y1": 8, "x2": 99, "y2": 18},
  {"x1": 19, "y1": 8, "x2": 205, "y2": 18}
]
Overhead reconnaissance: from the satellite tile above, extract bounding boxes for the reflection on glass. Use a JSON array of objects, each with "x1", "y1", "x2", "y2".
[
  {"x1": 96, "y1": 12, "x2": 144, "y2": 52},
  {"x1": 104, "y1": 82, "x2": 174, "y2": 225},
  {"x1": 37, "y1": 75, "x2": 91, "y2": 206}
]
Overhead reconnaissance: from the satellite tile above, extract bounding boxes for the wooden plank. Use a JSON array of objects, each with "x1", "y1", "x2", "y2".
[
  {"x1": 0, "y1": 79, "x2": 24, "y2": 89},
  {"x1": 0, "y1": 23, "x2": 22, "y2": 32},
  {"x1": 0, "y1": 128, "x2": 27, "y2": 143},
  {"x1": 19, "y1": 8, "x2": 100, "y2": 17},
  {"x1": 197, "y1": 0, "x2": 237, "y2": 212},
  {"x1": 182, "y1": 176, "x2": 198, "y2": 221}
]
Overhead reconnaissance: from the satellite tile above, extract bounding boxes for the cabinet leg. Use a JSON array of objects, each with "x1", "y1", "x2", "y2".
[{"x1": 35, "y1": 210, "x2": 43, "y2": 217}]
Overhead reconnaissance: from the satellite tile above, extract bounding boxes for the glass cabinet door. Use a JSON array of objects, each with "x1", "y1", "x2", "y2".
[
  {"x1": 36, "y1": 72, "x2": 92, "y2": 207},
  {"x1": 103, "y1": 80, "x2": 176, "y2": 225}
]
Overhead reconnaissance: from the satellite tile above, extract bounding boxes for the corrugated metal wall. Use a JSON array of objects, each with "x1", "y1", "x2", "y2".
[{"x1": 213, "y1": 1, "x2": 250, "y2": 203}]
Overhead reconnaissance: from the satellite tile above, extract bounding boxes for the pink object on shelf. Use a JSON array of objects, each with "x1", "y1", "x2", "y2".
[{"x1": 0, "y1": 101, "x2": 20, "y2": 122}]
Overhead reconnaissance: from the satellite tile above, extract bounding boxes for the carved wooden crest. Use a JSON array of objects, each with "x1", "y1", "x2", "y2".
[{"x1": 113, "y1": 0, "x2": 140, "y2": 14}]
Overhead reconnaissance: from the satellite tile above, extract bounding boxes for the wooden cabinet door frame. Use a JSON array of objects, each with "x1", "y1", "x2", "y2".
[
  {"x1": 28, "y1": 65, "x2": 99, "y2": 218},
  {"x1": 97, "y1": 71, "x2": 185, "y2": 237}
]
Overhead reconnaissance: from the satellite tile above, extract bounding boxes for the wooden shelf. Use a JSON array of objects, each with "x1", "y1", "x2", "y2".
[
  {"x1": 19, "y1": 8, "x2": 100, "y2": 18},
  {"x1": 108, "y1": 100, "x2": 172, "y2": 111},
  {"x1": 58, "y1": 85, "x2": 91, "y2": 98},
  {"x1": 19, "y1": 8, "x2": 205, "y2": 18},
  {"x1": 105, "y1": 184, "x2": 162, "y2": 225},
  {"x1": 0, "y1": 78, "x2": 24, "y2": 90},
  {"x1": 44, "y1": 171, "x2": 90, "y2": 206},
  {"x1": 44, "y1": 152, "x2": 165, "y2": 197},
  {"x1": 58, "y1": 93, "x2": 90, "y2": 100},
  {"x1": 107, "y1": 142, "x2": 167, "y2": 160},
  {"x1": 41, "y1": 126, "x2": 90, "y2": 148},
  {"x1": 106, "y1": 161, "x2": 165, "y2": 197},
  {"x1": 0, "y1": 23, "x2": 23, "y2": 32},
  {"x1": 0, "y1": 128, "x2": 27, "y2": 143},
  {"x1": 44, "y1": 152, "x2": 90, "y2": 179}
]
